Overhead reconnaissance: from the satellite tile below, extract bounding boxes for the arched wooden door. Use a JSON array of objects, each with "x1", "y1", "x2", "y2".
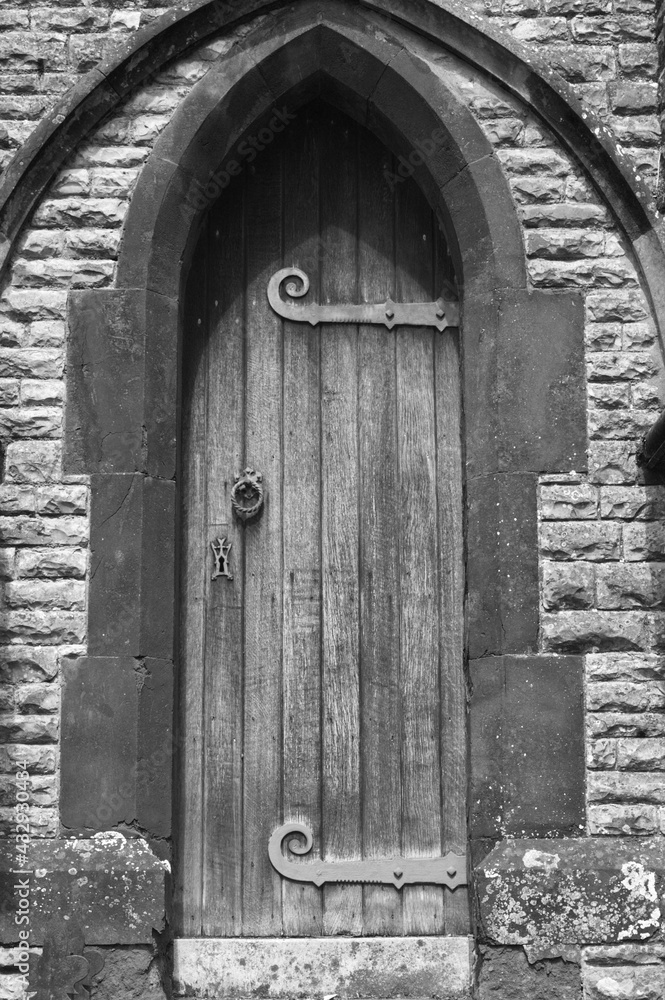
[{"x1": 176, "y1": 100, "x2": 467, "y2": 983}]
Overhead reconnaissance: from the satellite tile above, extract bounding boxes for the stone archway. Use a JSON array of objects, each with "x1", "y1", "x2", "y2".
[{"x1": 61, "y1": 7, "x2": 589, "y2": 980}]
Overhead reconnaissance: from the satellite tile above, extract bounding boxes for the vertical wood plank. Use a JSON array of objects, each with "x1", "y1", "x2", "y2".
[
  {"x1": 320, "y1": 108, "x2": 363, "y2": 936},
  {"x1": 281, "y1": 109, "x2": 324, "y2": 937},
  {"x1": 242, "y1": 142, "x2": 284, "y2": 936},
  {"x1": 435, "y1": 232, "x2": 469, "y2": 935},
  {"x1": 358, "y1": 138, "x2": 403, "y2": 936},
  {"x1": 177, "y1": 218, "x2": 209, "y2": 936},
  {"x1": 396, "y1": 179, "x2": 444, "y2": 936},
  {"x1": 201, "y1": 183, "x2": 246, "y2": 935}
]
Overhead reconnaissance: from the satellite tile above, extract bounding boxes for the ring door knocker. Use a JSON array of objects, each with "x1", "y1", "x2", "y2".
[
  {"x1": 211, "y1": 469, "x2": 265, "y2": 581},
  {"x1": 231, "y1": 468, "x2": 264, "y2": 522}
]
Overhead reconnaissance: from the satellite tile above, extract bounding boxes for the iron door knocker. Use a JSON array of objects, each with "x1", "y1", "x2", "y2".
[{"x1": 231, "y1": 468, "x2": 265, "y2": 522}]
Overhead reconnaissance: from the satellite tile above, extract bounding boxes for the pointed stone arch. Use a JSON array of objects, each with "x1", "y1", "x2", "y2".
[{"x1": 63, "y1": 0, "x2": 588, "y2": 878}]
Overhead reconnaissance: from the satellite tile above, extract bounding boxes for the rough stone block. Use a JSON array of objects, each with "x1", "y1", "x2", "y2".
[
  {"x1": 470, "y1": 655, "x2": 584, "y2": 840},
  {"x1": 587, "y1": 351, "x2": 656, "y2": 381},
  {"x1": 520, "y1": 203, "x2": 609, "y2": 228},
  {"x1": 609, "y1": 81, "x2": 658, "y2": 113},
  {"x1": 0, "y1": 647, "x2": 57, "y2": 683},
  {"x1": 0, "y1": 348, "x2": 63, "y2": 380},
  {"x1": 588, "y1": 712, "x2": 665, "y2": 737},
  {"x1": 622, "y1": 321, "x2": 657, "y2": 348},
  {"x1": 5, "y1": 580, "x2": 85, "y2": 611},
  {"x1": 587, "y1": 737, "x2": 617, "y2": 768},
  {"x1": 589, "y1": 441, "x2": 638, "y2": 484},
  {"x1": 589, "y1": 408, "x2": 653, "y2": 439},
  {"x1": 618, "y1": 42, "x2": 659, "y2": 77},
  {"x1": 72, "y1": 946, "x2": 166, "y2": 1000},
  {"x1": 586, "y1": 652, "x2": 665, "y2": 680},
  {"x1": 0, "y1": 833, "x2": 167, "y2": 945},
  {"x1": 542, "y1": 560, "x2": 595, "y2": 610},
  {"x1": 0, "y1": 515, "x2": 88, "y2": 547},
  {"x1": 478, "y1": 946, "x2": 581, "y2": 999},
  {"x1": 0, "y1": 773, "x2": 56, "y2": 806},
  {"x1": 0, "y1": 379, "x2": 19, "y2": 406},
  {"x1": 588, "y1": 385, "x2": 632, "y2": 410},
  {"x1": 584, "y1": 964, "x2": 665, "y2": 1000},
  {"x1": 546, "y1": 45, "x2": 617, "y2": 82},
  {"x1": 0, "y1": 610, "x2": 85, "y2": 646},
  {"x1": 26, "y1": 321, "x2": 65, "y2": 350},
  {"x1": 529, "y1": 258, "x2": 637, "y2": 288},
  {"x1": 0, "y1": 714, "x2": 58, "y2": 743},
  {"x1": 586, "y1": 290, "x2": 648, "y2": 323},
  {"x1": 624, "y1": 523, "x2": 665, "y2": 560},
  {"x1": 15, "y1": 684, "x2": 59, "y2": 715},
  {"x1": 615, "y1": 738, "x2": 665, "y2": 769},
  {"x1": 20, "y1": 379, "x2": 64, "y2": 405},
  {"x1": 527, "y1": 228, "x2": 605, "y2": 259},
  {"x1": 542, "y1": 610, "x2": 650, "y2": 651},
  {"x1": 0, "y1": 744, "x2": 56, "y2": 774},
  {"x1": 35, "y1": 485, "x2": 87, "y2": 516},
  {"x1": 588, "y1": 680, "x2": 665, "y2": 711},
  {"x1": 588, "y1": 770, "x2": 665, "y2": 803},
  {"x1": 16, "y1": 547, "x2": 87, "y2": 580},
  {"x1": 0, "y1": 550, "x2": 14, "y2": 580},
  {"x1": 599, "y1": 563, "x2": 665, "y2": 607},
  {"x1": 0, "y1": 486, "x2": 36, "y2": 515},
  {"x1": 540, "y1": 483, "x2": 598, "y2": 519},
  {"x1": 600, "y1": 486, "x2": 665, "y2": 520},
  {"x1": 540, "y1": 522, "x2": 620, "y2": 560},
  {"x1": 0, "y1": 805, "x2": 57, "y2": 838},
  {"x1": 3, "y1": 442, "x2": 61, "y2": 484},
  {"x1": 588, "y1": 804, "x2": 659, "y2": 835},
  {"x1": 478, "y1": 838, "x2": 665, "y2": 950},
  {"x1": 33, "y1": 198, "x2": 126, "y2": 229}
]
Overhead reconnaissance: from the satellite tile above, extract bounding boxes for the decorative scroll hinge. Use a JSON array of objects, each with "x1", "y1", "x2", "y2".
[
  {"x1": 269, "y1": 822, "x2": 467, "y2": 891},
  {"x1": 268, "y1": 268, "x2": 459, "y2": 331}
]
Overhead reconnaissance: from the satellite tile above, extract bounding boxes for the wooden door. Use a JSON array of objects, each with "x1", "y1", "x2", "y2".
[{"x1": 177, "y1": 102, "x2": 466, "y2": 939}]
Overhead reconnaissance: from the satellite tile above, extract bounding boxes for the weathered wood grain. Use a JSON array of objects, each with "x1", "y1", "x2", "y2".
[
  {"x1": 435, "y1": 237, "x2": 468, "y2": 935},
  {"x1": 281, "y1": 111, "x2": 324, "y2": 937},
  {"x1": 177, "y1": 218, "x2": 209, "y2": 936},
  {"x1": 320, "y1": 108, "x2": 363, "y2": 937},
  {"x1": 242, "y1": 147, "x2": 284, "y2": 935},
  {"x1": 396, "y1": 177, "x2": 444, "y2": 935},
  {"x1": 180, "y1": 104, "x2": 467, "y2": 943},
  {"x1": 358, "y1": 136, "x2": 403, "y2": 936},
  {"x1": 201, "y1": 184, "x2": 246, "y2": 936}
]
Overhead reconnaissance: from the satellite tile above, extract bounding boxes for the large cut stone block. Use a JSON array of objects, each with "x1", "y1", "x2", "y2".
[
  {"x1": 470, "y1": 655, "x2": 585, "y2": 843},
  {"x1": 173, "y1": 937, "x2": 473, "y2": 998},
  {"x1": 61, "y1": 656, "x2": 173, "y2": 837},
  {"x1": 477, "y1": 838, "x2": 665, "y2": 956},
  {"x1": 64, "y1": 289, "x2": 177, "y2": 479},
  {"x1": 467, "y1": 474, "x2": 539, "y2": 657},
  {"x1": 88, "y1": 474, "x2": 175, "y2": 659},
  {"x1": 0, "y1": 833, "x2": 167, "y2": 945},
  {"x1": 497, "y1": 289, "x2": 586, "y2": 474}
]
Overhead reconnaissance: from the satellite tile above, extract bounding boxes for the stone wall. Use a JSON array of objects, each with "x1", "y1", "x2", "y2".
[{"x1": 0, "y1": 2, "x2": 664, "y2": 999}]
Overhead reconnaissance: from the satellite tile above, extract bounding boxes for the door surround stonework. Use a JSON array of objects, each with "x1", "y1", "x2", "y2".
[{"x1": 1, "y1": 0, "x2": 653, "y2": 995}]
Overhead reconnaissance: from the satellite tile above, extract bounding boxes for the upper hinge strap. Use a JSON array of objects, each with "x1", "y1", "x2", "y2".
[{"x1": 267, "y1": 268, "x2": 459, "y2": 331}]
